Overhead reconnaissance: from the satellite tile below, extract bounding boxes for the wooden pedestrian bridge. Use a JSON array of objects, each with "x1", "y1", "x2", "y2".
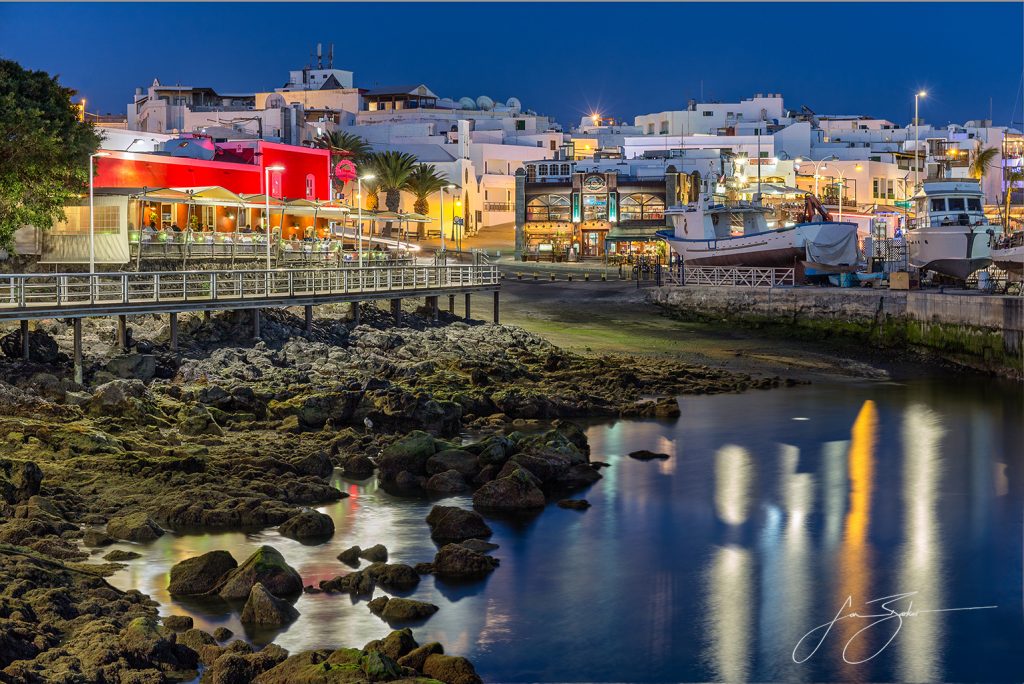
[{"x1": 0, "y1": 263, "x2": 501, "y2": 382}]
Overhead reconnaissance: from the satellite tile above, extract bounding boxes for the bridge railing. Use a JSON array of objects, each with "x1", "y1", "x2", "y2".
[{"x1": 0, "y1": 265, "x2": 499, "y2": 311}]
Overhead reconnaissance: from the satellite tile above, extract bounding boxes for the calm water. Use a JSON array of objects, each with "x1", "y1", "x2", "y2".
[{"x1": 102, "y1": 377, "x2": 1024, "y2": 683}]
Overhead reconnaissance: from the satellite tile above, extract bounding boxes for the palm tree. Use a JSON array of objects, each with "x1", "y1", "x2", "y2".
[
  {"x1": 1004, "y1": 167, "x2": 1024, "y2": 229},
  {"x1": 313, "y1": 131, "x2": 371, "y2": 166},
  {"x1": 314, "y1": 131, "x2": 372, "y2": 201},
  {"x1": 406, "y1": 164, "x2": 449, "y2": 215},
  {"x1": 369, "y1": 151, "x2": 418, "y2": 236},
  {"x1": 970, "y1": 144, "x2": 1000, "y2": 181}
]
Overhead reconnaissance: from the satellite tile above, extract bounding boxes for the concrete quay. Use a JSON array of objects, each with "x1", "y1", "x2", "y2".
[{"x1": 648, "y1": 285, "x2": 1024, "y2": 378}]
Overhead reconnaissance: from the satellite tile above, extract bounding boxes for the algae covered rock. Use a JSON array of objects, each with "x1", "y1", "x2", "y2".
[
  {"x1": 358, "y1": 543, "x2": 388, "y2": 562},
  {"x1": 426, "y1": 505, "x2": 492, "y2": 544},
  {"x1": 217, "y1": 545, "x2": 302, "y2": 599},
  {"x1": 240, "y1": 582, "x2": 300, "y2": 626},
  {"x1": 377, "y1": 430, "x2": 439, "y2": 480},
  {"x1": 363, "y1": 627, "x2": 418, "y2": 660},
  {"x1": 423, "y1": 653, "x2": 483, "y2": 684},
  {"x1": 363, "y1": 562, "x2": 420, "y2": 591},
  {"x1": 432, "y1": 543, "x2": 500, "y2": 580},
  {"x1": 278, "y1": 508, "x2": 335, "y2": 541},
  {"x1": 168, "y1": 550, "x2": 237, "y2": 596},
  {"x1": 337, "y1": 545, "x2": 361, "y2": 566},
  {"x1": 472, "y1": 467, "x2": 546, "y2": 511},
  {"x1": 106, "y1": 512, "x2": 165, "y2": 543},
  {"x1": 367, "y1": 596, "x2": 439, "y2": 622}
]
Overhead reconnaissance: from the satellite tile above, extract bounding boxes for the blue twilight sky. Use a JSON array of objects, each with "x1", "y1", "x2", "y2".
[{"x1": 0, "y1": 2, "x2": 1021, "y2": 129}]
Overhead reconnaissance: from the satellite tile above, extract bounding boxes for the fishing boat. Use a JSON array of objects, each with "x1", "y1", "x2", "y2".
[
  {"x1": 906, "y1": 180, "x2": 1000, "y2": 280},
  {"x1": 656, "y1": 193, "x2": 860, "y2": 270}
]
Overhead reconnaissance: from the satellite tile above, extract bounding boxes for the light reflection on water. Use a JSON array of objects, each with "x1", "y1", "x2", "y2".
[{"x1": 101, "y1": 378, "x2": 1023, "y2": 682}]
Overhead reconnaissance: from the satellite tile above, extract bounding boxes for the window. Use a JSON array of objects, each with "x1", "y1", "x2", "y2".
[
  {"x1": 872, "y1": 179, "x2": 880, "y2": 198},
  {"x1": 930, "y1": 198, "x2": 946, "y2": 212},
  {"x1": 536, "y1": 141, "x2": 543, "y2": 147},
  {"x1": 967, "y1": 198, "x2": 982, "y2": 211},
  {"x1": 526, "y1": 165, "x2": 536, "y2": 181},
  {"x1": 526, "y1": 194, "x2": 571, "y2": 221},
  {"x1": 947, "y1": 198, "x2": 966, "y2": 211},
  {"x1": 305, "y1": 174, "x2": 315, "y2": 200},
  {"x1": 702, "y1": 110, "x2": 713, "y2": 117},
  {"x1": 538, "y1": 164, "x2": 549, "y2": 176},
  {"x1": 759, "y1": 151, "x2": 769, "y2": 158},
  {"x1": 57, "y1": 205, "x2": 120, "y2": 234},
  {"x1": 619, "y1": 193, "x2": 666, "y2": 221},
  {"x1": 516, "y1": 119, "x2": 526, "y2": 131},
  {"x1": 660, "y1": 122, "x2": 669, "y2": 134},
  {"x1": 560, "y1": 164, "x2": 571, "y2": 175},
  {"x1": 869, "y1": 156, "x2": 881, "y2": 162},
  {"x1": 550, "y1": 140, "x2": 556, "y2": 150},
  {"x1": 582, "y1": 194, "x2": 608, "y2": 221}
]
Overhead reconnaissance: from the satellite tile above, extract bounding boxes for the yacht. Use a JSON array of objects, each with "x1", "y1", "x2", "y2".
[
  {"x1": 907, "y1": 180, "x2": 1000, "y2": 280},
  {"x1": 657, "y1": 193, "x2": 860, "y2": 270}
]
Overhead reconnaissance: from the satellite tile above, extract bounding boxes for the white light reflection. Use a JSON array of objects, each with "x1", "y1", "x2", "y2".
[
  {"x1": 704, "y1": 545, "x2": 753, "y2": 682},
  {"x1": 714, "y1": 445, "x2": 754, "y2": 525},
  {"x1": 897, "y1": 403, "x2": 946, "y2": 682}
]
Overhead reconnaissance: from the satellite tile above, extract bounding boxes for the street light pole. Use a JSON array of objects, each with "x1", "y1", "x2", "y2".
[
  {"x1": 439, "y1": 183, "x2": 455, "y2": 260},
  {"x1": 357, "y1": 174, "x2": 375, "y2": 268},
  {"x1": 264, "y1": 164, "x2": 285, "y2": 270},
  {"x1": 914, "y1": 91, "x2": 927, "y2": 189}
]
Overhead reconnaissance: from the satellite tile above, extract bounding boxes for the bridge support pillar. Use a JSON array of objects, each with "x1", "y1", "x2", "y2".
[
  {"x1": 391, "y1": 298, "x2": 402, "y2": 325},
  {"x1": 464, "y1": 293, "x2": 471, "y2": 322},
  {"x1": 428, "y1": 296, "x2": 439, "y2": 323},
  {"x1": 351, "y1": 302, "x2": 361, "y2": 326},
  {"x1": 20, "y1": 320, "x2": 29, "y2": 360},
  {"x1": 252, "y1": 308, "x2": 261, "y2": 340},
  {"x1": 116, "y1": 315, "x2": 128, "y2": 351},
  {"x1": 304, "y1": 305, "x2": 313, "y2": 335},
  {"x1": 169, "y1": 313, "x2": 178, "y2": 352},
  {"x1": 493, "y1": 291, "x2": 500, "y2": 324},
  {"x1": 72, "y1": 319, "x2": 83, "y2": 385},
  {"x1": 448, "y1": 294, "x2": 455, "y2": 313}
]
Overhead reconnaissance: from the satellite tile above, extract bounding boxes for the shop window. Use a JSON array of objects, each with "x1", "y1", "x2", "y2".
[
  {"x1": 582, "y1": 194, "x2": 608, "y2": 221},
  {"x1": 526, "y1": 194, "x2": 571, "y2": 221},
  {"x1": 620, "y1": 193, "x2": 666, "y2": 222}
]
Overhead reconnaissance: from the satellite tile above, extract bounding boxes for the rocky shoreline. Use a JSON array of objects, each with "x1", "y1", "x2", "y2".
[{"x1": 0, "y1": 304, "x2": 791, "y2": 682}]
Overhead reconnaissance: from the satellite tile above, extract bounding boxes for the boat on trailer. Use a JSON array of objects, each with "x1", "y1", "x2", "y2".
[
  {"x1": 907, "y1": 180, "x2": 1000, "y2": 280},
  {"x1": 656, "y1": 193, "x2": 861, "y2": 271}
]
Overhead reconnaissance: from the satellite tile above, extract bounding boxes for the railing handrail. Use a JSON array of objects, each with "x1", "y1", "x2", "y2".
[{"x1": 3, "y1": 264, "x2": 493, "y2": 280}]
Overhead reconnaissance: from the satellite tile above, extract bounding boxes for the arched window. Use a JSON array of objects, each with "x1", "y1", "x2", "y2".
[
  {"x1": 560, "y1": 163, "x2": 571, "y2": 175},
  {"x1": 526, "y1": 194, "x2": 571, "y2": 222},
  {"x1": 620, "y1": 193, "x2": 666, "y2": 222},
  {"x1": 538, "y1": 164, "x2": 549, "y2": 176}
]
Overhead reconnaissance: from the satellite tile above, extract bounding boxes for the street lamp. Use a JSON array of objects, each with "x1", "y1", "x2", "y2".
[
  {"x1": 796, "y1": 155, "x2": 838, "y2": 196},
  {"x1": 914, "y1": 90, "x2": 927, "y2": 189},
  {"x1": 88, "y1": 151, "x2": 111, "y2": 278},
  {"x1": 264, "y1": 164, "x2": 285, "y2": 269},
  {"x1": 439, "y1": 184, "x2": 455, "y2": 255},
  {"x1": 357, "y1": 173, "x2": 375, "y2": 268},
  {"x1": 823, "y1": 164, "x2": 863, "y2": 222}
]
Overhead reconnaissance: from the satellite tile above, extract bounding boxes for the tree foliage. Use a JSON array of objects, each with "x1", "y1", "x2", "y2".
[
  {"x1": 969, "y1": 145, "x2": 999, "y2": 181},
  {"x1": 313, "y1": 130, "x2": 371, "y2": 167},
  {"x1": 406, "y1": 163, "x2": 449, "y2": 215},
  {"x1": 0, "y1": 59, "x2": 101, "y2": 251}
]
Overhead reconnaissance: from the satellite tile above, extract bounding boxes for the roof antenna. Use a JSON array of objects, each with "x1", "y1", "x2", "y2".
[
  {"x1": 317, "y1": 43, "x2": 323, "y2": 69},
  {"x1": 329, "y1": 43, "x2": 334, "y2": 69}
]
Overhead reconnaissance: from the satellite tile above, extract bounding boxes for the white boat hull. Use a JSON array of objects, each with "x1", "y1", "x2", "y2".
[
  {"x1": 992, "y1": 244, "x2": 1024, "y2": 275},
  {"x1": 658, "y1": 222, "x2": 859, "y2": 269},
  {"x1": 906, "y1": 227, "x2": 994, "y2": 280}
]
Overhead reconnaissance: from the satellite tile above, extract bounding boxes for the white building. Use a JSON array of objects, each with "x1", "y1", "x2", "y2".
[{"x1": 634, "y1": 93, "x2": 787, "y2": 136}]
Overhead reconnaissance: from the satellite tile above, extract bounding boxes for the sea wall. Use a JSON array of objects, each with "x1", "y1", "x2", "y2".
[{"x1": 648, "y1": 286, "x2": 1024, "y2": 378}]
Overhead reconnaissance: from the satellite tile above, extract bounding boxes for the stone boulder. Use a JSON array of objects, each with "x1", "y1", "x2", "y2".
[
  {"x1": 106, "y1": 512, "x2": 165, "y2": 543},
  {"x1": 217, "y1": 546, "x2": 302, "y2": 599},
  {"x1": 425, "y1": 469, "x2": 469, "y2": 494},
  {"x1": 162, "y1": 615, "x2": 193, "y2": 631},
  {"x1": 319, "y1": 569, "x2": 374, "y2": 596},
  {"x1": 367, "y1": 596, "x2": 439, "y2": 622},
  {"x1": 422, "y1": 653, "x2": 484, "y2": 684},
  {"x1": 425, "y1": 505, "x2": 492, "y2": 544},
  {"x1": 0, "y1": 460, "x2": 42, "y2": 504},
  {"x1": 240, "y1": 583, "x2": 300, "y2": 626},
  {"x1": 359, "y1": 649, "x2": 404, "y2": 682},
  {"x1": 364, "y1": 562, "x2": 420, "y2": 591},
  {"x1": 377, "y1": 431, "x2": 439, "y2": 481},
  {"x1": 628, "y1": 449, "x2": 671, "y2": 461},
  {"x1": 82, "y1": 529, "x2": 114, "y2": 547},
  {"x1": 468, "y1": 434, "x2": 515, "y2": 468},
  {"x1": 341, "y1": 454, "x2": 375, "y2": 479},
  {"x1": 363, "y1": 628, "x2": 418, "y2": 661},
  {"x1": 358, "y1": 544, "x2": 388, "y2": 562},
  {"x1": 106, "y1": 353, "x2": 157, "y2": 382},
  {"x1": 472, "y1": 468, "x2": 546, "y2": 511},
  {"x1": 426, "y1": 449, "x2": 479, "y2": 477},
  {"x1": 278, "y1": 509, "x2": 334, "y2": 541},
  {"x1": 0, "y1": 329, "x2": 58, "y2": 363},
  {"x1": 432, "y1": 543, "x2": 499, "y2": 580},
  {"x1": 397, "y1": 642, "x2": 444, "y2": 671},
  {"x1": 337, "y1": 545, "x2": 361, "y2": 567},
  {"x1": 168, "y1": 550, "x2": 238, "y2": 596},
  {"x1": 118, "y1": 616, "x2": 198, "y2": 674}
]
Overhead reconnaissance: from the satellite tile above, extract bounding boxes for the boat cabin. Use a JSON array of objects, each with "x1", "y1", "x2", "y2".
[
  {"x1": 912, "y1": 180, "x2": 990, "y2": 230},
  {"x1": 669, "y1": 201, "x2": 771, "y2": 241}
]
